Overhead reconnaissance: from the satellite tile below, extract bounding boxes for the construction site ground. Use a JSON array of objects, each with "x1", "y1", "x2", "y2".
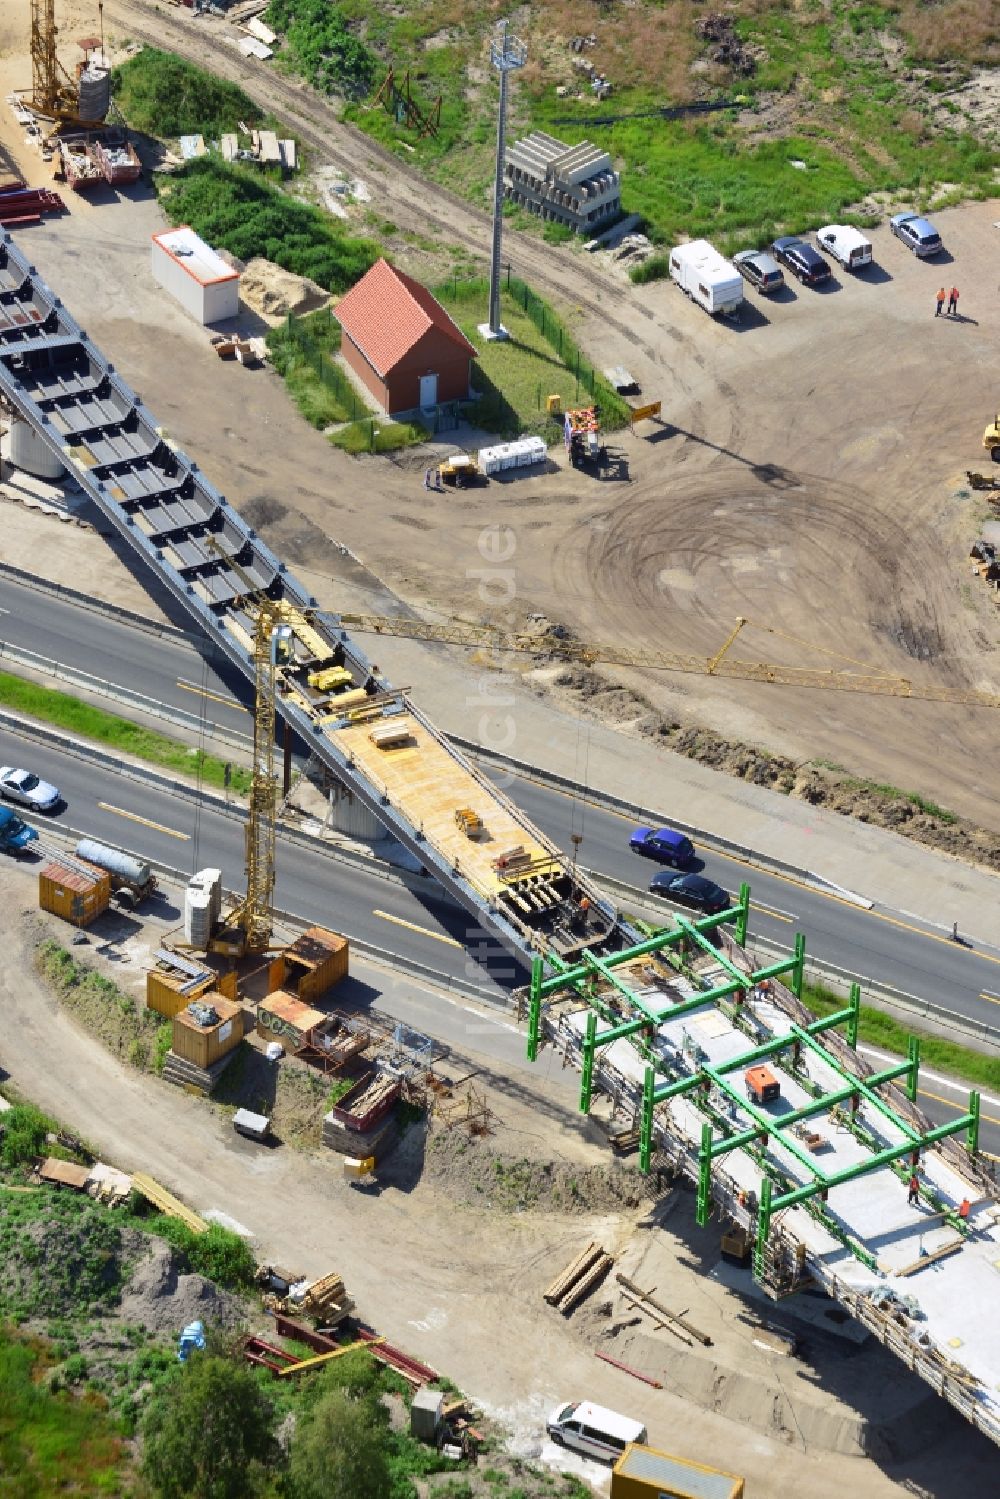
[
  {"x1": 0, "y1": 861, "x2": 997, "y2": 1498},
  {"x1": 2, "y1": 1, "x2": 998, "y2": 843}
]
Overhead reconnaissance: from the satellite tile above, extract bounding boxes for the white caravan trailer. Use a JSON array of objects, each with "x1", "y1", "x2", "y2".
[{"x1": 668, "y1": 239, "x2": 744, "y2": 317}]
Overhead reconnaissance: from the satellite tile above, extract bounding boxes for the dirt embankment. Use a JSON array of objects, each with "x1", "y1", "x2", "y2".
[
  {"x1": 423, "y1": 1127, "x2": 653, "y2": 1215},
  {"x1": 542, "y1": 656, "x2": 1000, "y2": 870}
]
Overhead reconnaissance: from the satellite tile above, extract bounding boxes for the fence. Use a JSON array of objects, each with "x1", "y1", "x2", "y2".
[
  {"x1": 437, "y1": 269, "x2": 632, "y2": 429},
  {"x1": 279, "y1": 309, "x2": 371, "y2": 424}
]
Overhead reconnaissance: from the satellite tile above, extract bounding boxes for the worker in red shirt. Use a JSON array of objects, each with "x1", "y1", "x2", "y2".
[
  {"x1": 907, "y1": 1172, "x2": 920, "y2": 1206},
  {"x1": 947, "y1": 286, "x2": 959, "y2": 316}
]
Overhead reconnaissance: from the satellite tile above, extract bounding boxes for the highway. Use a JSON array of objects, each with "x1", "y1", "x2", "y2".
[{"x1": 3, "y1": 573, "x2": 1000, "y2": 1033}]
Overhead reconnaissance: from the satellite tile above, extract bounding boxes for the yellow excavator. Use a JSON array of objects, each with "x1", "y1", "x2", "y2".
[{"x1": 982, "y1": 413, "x2": 1000, "y2": 462}]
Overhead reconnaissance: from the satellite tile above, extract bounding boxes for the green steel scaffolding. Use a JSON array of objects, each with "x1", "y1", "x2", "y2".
[{"x1": 526, "y1": 891, "x2": 981, "y2": 1279}]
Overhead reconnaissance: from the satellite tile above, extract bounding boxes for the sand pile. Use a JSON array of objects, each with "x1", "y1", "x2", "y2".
[
  {"x1": 239, "y1": 258, "x2": 331, "y2": 324},
  {"x1": 118, "y1": 1243, "x2": 245, "y2": 1333}
]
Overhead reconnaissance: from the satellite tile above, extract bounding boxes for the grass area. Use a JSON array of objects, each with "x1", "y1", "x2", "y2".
[
  {"x1": 323, "y1": 0, "x2": 1000, "y2": 249},
  {"x1": 156, "y1": 158, "x2": 378, "y2": 294},
  {"x1": 36, "y1": 941, "x2": 173, "y2": 1078},
  {"x1": 329, "y1": 417, "x2": 427, "y2": 454},
  {"x1": 0, "y1": 1328, "x2": 137, "y2": 1495},
  {"x1": 799, "y1": 978, "x2": 1000, "y2": 1092},
  {"x1": 266, "y1": 310, "x2": 371, "y2": 427},
  {"x1": 435, "y1": 276, "x2": 630, "y2": 438},
  {"x1": 266, "y1": 0, "x2": 379, "y2": 98},
  {"x1": 112, "y1": 46, "x2": 265, "y2": 139},
  {"x1": 0, "y1": 1189, "x2": 130, "y2": 1321},
  {"x1": 0, "y1": 668, "x2": 250, "y2": 795}
]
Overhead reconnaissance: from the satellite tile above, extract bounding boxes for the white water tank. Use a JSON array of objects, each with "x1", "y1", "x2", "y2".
[{"x1": 8, "y1": 418, "x2": 65, "y2": 480}]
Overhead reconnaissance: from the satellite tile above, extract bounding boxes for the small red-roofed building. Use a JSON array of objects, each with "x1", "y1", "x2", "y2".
[{"x1": 334, "y1": 258, "x2": 477, "y2": 415}]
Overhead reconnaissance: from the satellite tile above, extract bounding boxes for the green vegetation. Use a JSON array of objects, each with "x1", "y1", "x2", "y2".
[
  {"x1": 0, "y1": 1102, "x2": 57, "y2": 1170},
  {"x1": 0, "y1": 1329, "x2": 134, "y2": 1495},
  {"x1": 37, "y1": 940, "x2": 179, "y2": 1078},
  {"x1": 318, "y1": 0, "x2": 1000, "y2": 247},
  {"x1": 142, "y1": 1355, "x2": 277, "y2": 1499},
  {"x1": 139, "y1": 1219, "x2": 257, "y2": 1292},
  {"x1": 287, "y1": 1386, "x2": 392, "y2": 1498},
  {"x1": 799, "y1": 978, "x2": 1000, "y2": 1092},
  {"x1": 157, "y1": 159, "x2": 378, "y2": 293},
  {"x1": 0, "y1": 668, "x2": 251, "y2": 794},
  {"x1": 267, "y1": 310, "x2": 370, "y2": 427},
  {"x1": 267, "y1": 0, "x2": 378, "y2": 98},
  {"x1": 0, "y1": 1189, "x2": 129, "y2": 1320},
  {"x1": 436, "y1": 275, "x2": 630, "y2": 437},
  {"x1": 329, "y1": 418, "x2": 426, "y2": 454},
  {"x1": 112, "y1": 46, "x2": 264, "y2": 139}
]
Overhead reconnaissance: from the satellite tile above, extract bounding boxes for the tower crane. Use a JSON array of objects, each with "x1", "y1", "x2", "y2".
[
  {"x1": 205, "y1": 542, "x2": 291, "y2": 954},
  {"x1": 336, "y1": 612, "x2": 1000, "y2": 711}
]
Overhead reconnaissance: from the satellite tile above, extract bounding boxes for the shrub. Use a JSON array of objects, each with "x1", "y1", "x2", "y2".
[
  {"x1": 267, "y1": 0, "x2": 379, "y2": 98},
  {"x1": 145, "y1": 1218, "x2": 257, "y2": 1291},
  {"x1": 113, "y1": 48, "x2": 263, "y2": 138},
  {"x1": 0, "y1": 1103, "x2": 56, "y2": 1168}
]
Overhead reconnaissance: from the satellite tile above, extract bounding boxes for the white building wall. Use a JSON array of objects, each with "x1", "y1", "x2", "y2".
[
  {"x1": 202, "y1": 276, "x2": 240, "y2": 324},
  {"x1": 151, "y1": 239, "x2": 206, "y2": 323}
]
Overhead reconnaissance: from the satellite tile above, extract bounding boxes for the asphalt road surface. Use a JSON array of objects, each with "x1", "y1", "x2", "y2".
[{"x1": 4, "y1": 574, "x2": 1000, "y2": 1033}]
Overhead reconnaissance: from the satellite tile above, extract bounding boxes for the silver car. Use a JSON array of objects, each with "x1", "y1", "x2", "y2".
[
  {"x1": 0, "y1": 766, "x2": 61, "y2": 812},
  {"x1": 732, "y1": 249, "x2": 785, "y2": 294},
  {"x1": 890, "y1": 212, "x2": 942, "y2": 258}
]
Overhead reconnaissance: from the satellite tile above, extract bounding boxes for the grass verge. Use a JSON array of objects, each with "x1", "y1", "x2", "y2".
[
  {"x1": 800, "y1": 978, "x2": 1000, "y2": 1092},
  {"x1": 266, "y1": 310, "x2": 371, "y2": 427},
  {"x1": 0, "y1": 668, "x2": 250, "y2": 795}
]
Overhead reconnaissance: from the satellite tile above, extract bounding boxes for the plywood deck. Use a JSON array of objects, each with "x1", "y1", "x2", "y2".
[{"x1": 333, "y1": 712, "x2": 555, "y2": 897}]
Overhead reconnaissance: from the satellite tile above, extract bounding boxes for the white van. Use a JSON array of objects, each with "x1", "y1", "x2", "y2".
[
  {"x1": 815, "y1": 225, "x2": 873, "y2": 270},
  {"x1": 547, "y1": 1400, "x2": 648, "y2": 1462},
  {"x1": 668, "y1": 239, "x2": 744, "y2": 317}
]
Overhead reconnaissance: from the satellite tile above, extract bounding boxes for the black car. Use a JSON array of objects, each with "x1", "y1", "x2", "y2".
[
  {"x1": 771, "y1": 236, "x2": 831, "y2": 286},
  {"x1": 649, "y1": 871, "x2": 730, "y2": 915}
]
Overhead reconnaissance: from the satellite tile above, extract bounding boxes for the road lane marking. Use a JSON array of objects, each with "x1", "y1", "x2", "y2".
[
  {"x1": 96, "y1": 802, "x2": 190, "y2": 840},
  {"x1": 981, "y1": 991, "x2": 1000, "y2": 1005},
  {"x1": 177, "y1": 678, "x2": 244, "y2": 710},
  {"x1": 753, "y1": 903, "x2": 796, "y2": 924},
  {"x1": 858, "y1": 1045, "x2": 1000, "y2": 1108},
  {"x1": 916, "y1": 1086, "x2": 1000, "y2": 1130},
  {"x1": 372, "y1": 909, "x2": 462, "y2": 948},
  {"x1": 498, "y1": 768, "x2": 1000, "y2": 966}
]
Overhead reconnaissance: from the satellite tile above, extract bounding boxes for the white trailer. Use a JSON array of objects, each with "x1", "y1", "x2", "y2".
[{"x1": 668, "y1": 239, "x2": 744, "y2": 317}]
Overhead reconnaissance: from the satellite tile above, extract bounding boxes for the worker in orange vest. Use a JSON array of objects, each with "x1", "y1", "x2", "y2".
[
  {"x1": 958, "y1": 1197, "x2": 971, "y2": 1220},
  {"x1": 947, "y1": 286, "x2": 959, "y2": 316},
  {"x1": 935, "y1": 288, "x2": 945, "y2": 317}
]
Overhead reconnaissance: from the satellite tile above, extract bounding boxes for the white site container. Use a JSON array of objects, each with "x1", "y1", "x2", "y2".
[
  {"x1": 669, "y1": 239, "x2": 744, "y2": 317},
  {"x1": 151, "y1": 225, "x2": 240, "y2": 325}
]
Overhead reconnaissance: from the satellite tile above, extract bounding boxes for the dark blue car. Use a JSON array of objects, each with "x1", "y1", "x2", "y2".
[
  {"x1": 771, "y1": 236, "x2": 831, "y2": 287},
  {"x1": 629, "y1": 826, "x2": 695, "y2": 867},
  {"x1": 649, "y1": 871, "x2": 730, "y2": 915}
]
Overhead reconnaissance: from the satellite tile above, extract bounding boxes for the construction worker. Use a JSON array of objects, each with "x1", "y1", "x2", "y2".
[
  {"x1": 948, "y1": 286, "x2": 959, "y2": 316},
  {"x1": 423, "y1": 468, "x2": 432, "y2": 490},
  {"x1": 935, "y1": 287, "x2": 945, "y2": 317},
  {"x1": 958, "y1": 1197, "x2": 971, "y2": 1221},
  {"x1": 907, "y1": 1172, "x2": 920, "y2": 1207}
]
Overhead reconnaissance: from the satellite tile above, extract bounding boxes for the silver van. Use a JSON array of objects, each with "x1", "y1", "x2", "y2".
[{"x1": 547, "y1": 1400, "x2": 648, "y2": 1462}]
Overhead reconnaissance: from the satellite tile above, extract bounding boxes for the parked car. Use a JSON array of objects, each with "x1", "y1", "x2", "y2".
[
  {"x1": 649, "y1": 871, "x2": 730, "y2": 914},
  {"x1": 771, "y1": 236, "x2": 831, "y2": 286},
  {"x1": 547, "y1": 1401, "x2": 647, "y2": 1463},
  {"x1": 732, "y1": 248, "x2": 785, "y2": 294},
  {"x1": 0, "y1": 766, "x2": 60, "y2": 813},
  {"x1": 815, "y1": 225, "x2": 873, "y2": 271},
  {"x1": 629, "y1": 826, "x2": 695, "y2": 867},
  {"x1": 890, "y1": 211, "x2": 942, "y2": 258}
]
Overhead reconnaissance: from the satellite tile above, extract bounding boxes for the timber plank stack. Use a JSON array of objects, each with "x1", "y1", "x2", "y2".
[{"x1": 544, "y1": 1241, "x2": 613, "y2": 1315}]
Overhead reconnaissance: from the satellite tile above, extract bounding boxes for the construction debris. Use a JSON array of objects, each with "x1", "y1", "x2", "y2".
[
  {"x1": 595, "y1": 1348, "x2": 663, "y2": 1387},
  {"x1": 263, "y1": 1270, "x2": 354, "y2": 1327},
  {"x1": 615, "y1": 1273, "x2": 713, "y2": 1346},
  {"x1": 544, "y1": 1241, "x2": 614, "y2": 1314},
  {"x1": 433, "y1": 1085, "x2": 494, "y2": 1136},
  {"x1": 695, "y1": 14, "x2": 757, "y2": 75}
]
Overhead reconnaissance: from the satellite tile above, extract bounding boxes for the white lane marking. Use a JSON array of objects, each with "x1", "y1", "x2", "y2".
[{"x1": 858, "y1": 1042, "x2": 1000, "y2": 1109}]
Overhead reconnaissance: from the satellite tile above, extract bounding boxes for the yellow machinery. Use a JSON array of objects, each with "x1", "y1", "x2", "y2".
[
  {"x1": 438, "y1": 453, "x2": 482, "y2": 488},
  {"x1": 454, "y1": 807, "x2": 485, "y2": 838},
  {"x1": 29, "y1": 0, "x2": 108, "y2": 124},
  {"x1": 982, "y1": 413, "x2": 1000, "y2": 462},
  {"x1": 336, "y1": 612, "x2": 1000, "y2": 710}
]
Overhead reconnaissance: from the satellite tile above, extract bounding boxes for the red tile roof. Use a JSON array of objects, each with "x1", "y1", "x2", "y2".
[{"x1": 334, "y1": 258, "x2": 477, "y2": 376}]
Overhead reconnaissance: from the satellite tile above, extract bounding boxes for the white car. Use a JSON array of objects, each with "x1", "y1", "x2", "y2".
[{"x1": 0, "y1": 766, "x2": 61, "y2": 813}]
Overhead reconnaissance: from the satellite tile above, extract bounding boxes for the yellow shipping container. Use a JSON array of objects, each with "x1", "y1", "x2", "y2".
[
  {"x1": 268, "y1": 926, "x2": 348, "y2": 1002},
  {"x1": 147, "y1": 965, "x2": 237, "y2": 1019},
  {"x1": 171, "y1": 995, "x2": 244, "y2": 1070},
  {"x1": 611, "y1": 1444, "x2": 744, "y2": 1499},
  {"x1": 39, "y1": 860, "x2": 110, "y2": 928}
]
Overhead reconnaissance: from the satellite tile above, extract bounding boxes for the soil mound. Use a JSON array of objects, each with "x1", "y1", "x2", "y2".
[
  {"x1": 118, "y1": 1243, "x2": 245, "y2": 1333},
  {"x1": 425, "y1": 1130, "x2": 651, "y2": 1214}
]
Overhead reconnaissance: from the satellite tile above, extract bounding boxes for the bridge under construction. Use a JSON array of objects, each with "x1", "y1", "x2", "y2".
[{"x1": 0, "y1": 229, "x2": 997, "y2": 1445}]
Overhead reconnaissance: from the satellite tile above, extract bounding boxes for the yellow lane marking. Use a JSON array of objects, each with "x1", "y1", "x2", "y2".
[
  {"x1": 177, "y1": 678, "x2": 245, "y2": 710},
  {"x1": 510, "y1": 771, "x2": 1000, "y2": 969},
  {"x1": 753, "y1": 905, "x2": 794, "y2": 924},
  {"x1": 981, "y1": 992, "x2": 1000, "y2": 1006},
  {"x1": 372, "y1": 909, "x2": 462, "y2": 948},
  {"x1": 97, "y1": 802, "x2": 190, "y2": 840},
  {"x1": 918, "y1": 1086, "x2": 1000, "y2": 1130}
]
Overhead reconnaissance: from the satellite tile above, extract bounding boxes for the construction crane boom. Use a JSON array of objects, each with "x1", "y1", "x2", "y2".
[{"x1": 336, "y1": 613, "x2": 1000, "y2": 711}]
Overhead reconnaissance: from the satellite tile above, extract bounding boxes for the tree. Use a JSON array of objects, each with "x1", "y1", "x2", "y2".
[
  {"x1": 285, "y1": 1388, "x2": 391, "y2": 1499},
  {"x1": 141, "y1": 1355, "x2": 278, "y2": 1499}
]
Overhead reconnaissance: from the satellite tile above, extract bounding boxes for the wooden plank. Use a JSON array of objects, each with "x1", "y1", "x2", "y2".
[
  {"x1": 617, "y1": 1283, "x2": 693, "y2": 1346},
  {"x1": 615, "y1": 1273, "x2": 712, "y2": 1346},
  {"x1": 559, "y1": 1252, "x2": 613, "y2": 1313},
  {"x1": 895, "y1": 1238, "x2": 964, "y2": 1277},
  {"x1": 132, "y1": 1172, "x2": 209, "y2": 1234},
  {"x1": 544, "y1": 1242, "x2": 599, "y2": 1304}
]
